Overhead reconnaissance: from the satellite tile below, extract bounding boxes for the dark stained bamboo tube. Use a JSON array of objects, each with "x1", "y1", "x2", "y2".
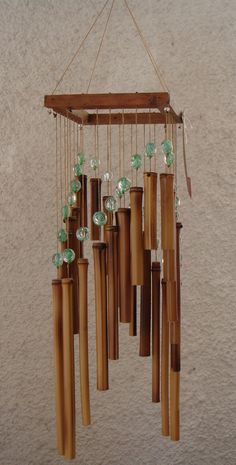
[
  {"x1": 129, "y1": 286, "x2": 137, "y2": 336},
  {"x1": 151, "y1": 262, "x2": 161, "y2": 403},
  {"x1": 66, "y1": 216, "x2": 79, "y2": 334},
  {"x1": 116, "y1": 208, "x2": 131, "y2": 323},
  {"x1": 92, "y1": 243, "x2": 109, "y2": 390},
  {"x1": 61, "y1": 278, "x2": 75, "y2": 459},
  {"x1": 160, "y1": 173, "x2": 175, "y2": 250},
  {"x1": 52, "y1": 279, "x2": 64, "y2": 455},
  {"x1": 90, "y1": 177, "x2": 102, "y2": 240},
  {"x1": 139, "y1": 249, "x2": 151, "y2": 356},
  {"x1": 161, "y1": 279, "x2": 169, "y2": 436},
  {"x1": 144, "y1": 172, "x2": 158, "y2": 250},
  {"x1": 77, "y1": 174, "x2": 88, "y2": 227},
  {"x1": 130, "y1": 187, "x2": 144, "y2": 285},
  {"x1": 78, "y1": 258, "x2": 91, "y2": 426},
  {"x1": 105, "y1": 225, "x2": 119, "y2": 360}
]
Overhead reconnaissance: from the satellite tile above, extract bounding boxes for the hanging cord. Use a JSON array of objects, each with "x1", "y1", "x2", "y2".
[
  {"x1": 96, "y1": 110, "x2": 100, "y2": 176},
  {"x1": 143, "y1": 124, "x2": 146, "y2": 172},
  {"x1": 55, "y1": 114, "x2": 59, "y2": 251},
  {"x1": 123, "y1": 0, "x2": 169, "y2": 92},
  {"x1": 51, "y1": 0, "x2": 110, "y2": 94},
  {"x1": 131, "y1": 124, "x2": 133, "y2": 186},
  {"x1": 59, "y1": 115, "x2": 63, "y2": 220},
  {"x1": 86, "y1": 0, "x2": 115, "y2": 93},
  {"x1": 106, "y1": 125, "x2": 109, "y2": 195},
  {"x1": 154, "y1": 123, "x2": 157, "y2": 173},
  {"x1": 182, "y1": 112, "x2": 192, "y2": 198},
  {"x1": 149, "y1": 109, "x2": 151, "y2": 171},
  {"x1": 109, "y1": 109, "x2": 112, "y2": 195},
  {"x1": 122, "y1": 109, "x2": 125, "y2": 207},
  {"x1": 135, "y1": 110, "x2": 138, "y2": 186}
]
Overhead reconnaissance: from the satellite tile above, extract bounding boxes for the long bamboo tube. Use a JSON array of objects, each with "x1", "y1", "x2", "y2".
[
  {"x1": 139, "y1": 249, "x2": 151, "y2": 356},
  {"x1": 161, "y1": 279, "x2": 169, "y2": 436},
  {"x1": 144, "y1": 172, "x2": 157, "y2": 250},
  {"x1": 61, "y1": 278, "x2": 75, "y2": 459},
  {"x1": 90, "y1": 177, "x2": 101, "y2": 240},
  {"x1": 116, "y1": 208, "x2": 131, "y2": 323},
  {"x1": 52, "y1": 279, "x2": 64, "y2": 455},
  {"x1": 105, "y1": 225, "x2": 119, "y2": 360},
  {"x1": 78, "y1": 174, "x2": 88, "y2": 227},
  {"x1": 78, "y1": 258, "x2": 91, "y2": 426},
  {"x1": 160, "y1": 173, "x2": 175, "y2": 250},
  {"x1": 66, "y1": 216, "x2": 79, "y2": 334},
  {"x1": 92, "y1": 242, "x2": 109, "y2": 390},
  {"x1": 151, "y1": 262, "x2": 161, "y2": 403},
  {"x1": 129, "y1": 286, "x2": 137, "y2": 336},
  {"x1": 130, "y1": 187, "x2": 144, "y2": 285}
]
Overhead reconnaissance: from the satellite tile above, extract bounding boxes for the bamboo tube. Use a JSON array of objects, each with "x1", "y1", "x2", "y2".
[
  {"x1": 90, "y1": 177, "x2": 101, "y2": 240},
  {"x1": 105, "y1": 225, "x2": 119, "y2": 360},
  {"x1": 116, "y1": 208, "x2": 131, "y2": 323},
  {"x1": 78, "y1": 174, "x2": 88, "y2": 227},
  {"x1": 151, "y1": 262, "x2": 161, "y2": 403},
  {"x1": 139, "y1": 249, "x2": 151, "y2": 356},
  {"x1": 66, "y1": 216, "x2": 79, "y2": 334},
  {"x1": 144, "y1": 172, "x2": 157, "y2": 250},
  {"x1": 170, "y1": 370, "x2": 180, "y2": 441},
  {"x1": 61, "y1": 278, "x2": 75, "y2": 459},
  {"x1": 129, "y1": 286, "x2": 137, "y2": 336},
  {"x1": 52, "y1": 279, "x2": 64, "y2": 455},
  {"x1": 78, "y1": 258, "x2": 91, "y2": 426},
  {"x1": 130, "y1": 187, "x2": 144, "y2": 285},
  {"x1": 92, "y1": 243, "x2": 109, "y2": 390},
  {"x1": 160, "y1": 173, "x2": 175, "y2": 250},
  {"x1": 161, "y1": 279, "x2": 169, "y2": 436}
]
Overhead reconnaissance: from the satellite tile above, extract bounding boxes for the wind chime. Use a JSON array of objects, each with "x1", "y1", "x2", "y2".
[{"x1": 45, "y1": 0, "x2": 191, "y2": 460}]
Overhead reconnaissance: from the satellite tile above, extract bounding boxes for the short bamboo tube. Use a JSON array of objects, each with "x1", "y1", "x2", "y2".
[
  {"x1": 160, "y1": 173, "x2": 175, "y2": 250},
  {"x1": 140, "y1": 249, "x2": 151, "y2": 356},
  {"x1": 66, "y1": 216, "x2": 79, "y2": 334},
  {"x1": 61, "y1": 278, "x2": 75, "y2": 459},
  {"x1": 161, "y1": 279, "x2": 169, "y2": 436},
  {"x1": 92, "y1": 243, "x2": 109, "y2": 390},
  {"x1": 78, "y1": 258, "x2": 91, "y2": 426},
  {"x1": 105, "y1": 225, "x2": 119, "y2": 360},
  {"x1": 52, "y1": 279, "x2": 64, "y2": 455},
  {"x1": 144, "y1": 172, "x2": 157, "y2": 250},
  {"x1": 129, "y1": 286, "x2": 137, "y2": 336},
  {"x1": 78, "y1": 174, "x2": 88, "y2": 227},
  {"x1": 90, "y1": 177, "x2": 101, "y2": 240},
  {"x1": 130, "y1": 187, "x2": 144, "y2": 285},
  {"x1": 151, "y1": 262, "x2": 161, "y2": 403},
  {"x1": 116, "y1": 208, "x2": 131, "y2": 323}
]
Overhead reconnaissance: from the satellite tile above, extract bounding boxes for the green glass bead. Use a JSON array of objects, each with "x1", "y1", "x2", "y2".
[
  {"x1": 164, "y1": 151, "x2": 174, "y2": 167},
  {"x1": 117, "y1": 176, "x2": 131, "y2": 194},
  {"x1": 73, "y1": 163, "x2": 81, "y2": 177},
  {"x1": 115, "y1": 186, "x2": 123, "y2": 198},
  {"x1": 76, "y1": 227, "x2": 89, "y2": 242},
  {"x1": 62, "y1": 204, "x2": 69, "y2": 220},
  {"x1": 145, "y1": 142, "x2": 156, "y2": 158},
  {"x1": 131, "y1": 154, "x2": 142, "y2": 170},
  {"x1": 105, "y1": 196, "x2": 117, "y2": 212},
  {"x1": 52, "y1": 252, "x2": 63, "y2": 268},
  {"x1": 90, "y1": 158, "x2": 100, "y2": 170},
  {"x1": 102, "y1": 171, "x2": 113, "y2": 182},
  {"x1": 77, "y1": 152, "x2": 86, "y2": 165},
  {"x1": 68, "y1": 192, "x2": 76, "y2": 206},
  {"x1": 63, "y1": 248, "x2": 75, "y2": 264},
  {"x1": 93, "y1": 211, "x2": 107, "y2": 226},
  {"x1": 70, "y1": 179, "x2": 81, "y2": 193},
  {"x1": 161, "y1": 139, "x2": 173, "y2": 155},
  {"x1": 58, "y1": 228, "x2": 67, "y2": 243}
]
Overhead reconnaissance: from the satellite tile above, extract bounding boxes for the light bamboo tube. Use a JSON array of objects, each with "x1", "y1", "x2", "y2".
[
  {"x1": 105, "y1": 225, "x2": 119, "y2": 360},
  {"x1": 52, "y1": 279, "x2": 64, "y2": 455},
  {"x1": 78, "y1": 174, "x2": 88, "y2": 227},
  {"x1": 116, "y1": 208, "x2": 131, "y2": 323},
  {"x1": 160, "y1": 173, "x2": 175, "y2": 250},
  {"x1": 144, "y1": 172, "x2": 157, "y2": 250},
  {"x1": 151, "y1": 262, "x2": 161, "y2": 403},
  {"x1": 90, "y1": 177, "x2": 101, "y2": 240},
  {"x1": 130, "y1": 187, "x2": 144, "y2": 285},
  {"x1": 161, "y1": 279, "x2": 169, "y2": 436},
  {"x1": 129, "y1": 286, "x2": 137, "y2": 336},
  {"x1": 78, "y1": 258, "x2": 91, "y2": 426},
  {"x1": 66, "y1": 216, "x2": 79, "y2": 334},
  {"x1": 140, "y1": 249, "x2": 151, "y2": 356},
  {"x1": 92, "y1": 242, "x2": 109, "y2": 390},
  {"x1": 61, "y1": 278, "x2": 75, "y2": 459}
]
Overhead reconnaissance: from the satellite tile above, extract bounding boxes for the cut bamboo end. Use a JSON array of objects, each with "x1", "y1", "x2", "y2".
[
  {"x1": 90, "y1": 177, "x2": 102, "y2": 240},
  {"x1": 151, "y1": 262, "x2": 161, "y2": 403},
  {"x1": 144, "y1": 172, "x2": 158, "y2": 250},
  {"x1": 130, "y1": 187, "x2": 144, "y2": 285},
  {"x1": 116, "y1": 208, "x2": 131, "y2": 323}
]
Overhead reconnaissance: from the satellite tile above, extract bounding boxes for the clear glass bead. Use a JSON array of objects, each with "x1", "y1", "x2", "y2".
[
  {"x1": 102, "y1": 171, "x2": 113, "y2": 182},
  {"x1": 164, "y1": 151, "x2": 174, "y2": 167},
  {"x1": 77, "y1": 152, "x2": 86, "y2": 165},
  {"x1": 117, "y1": 176, "x2": 131, "y2": 194},
  {"x1": 93, "y1": 211, "x2": 107, "y2": 226},
  {"x1": 67, "y1": 192, "x2": 76, "y2": 206},
  {"x1": 62, "y1": 204, "x2": 69, "y2": 220},
  {"x1": 52, "y1": 252, "x2": 63, "y2": 267},
  {"x1": 90, "y1": 158, "x2": 100, "y2": 170},
  {"x1": 73, "y1": 163, "x2": 81, "y2": 177},
  {"x1": 76, "y1": 227, "x2": 89, "y2": 242},
  {"x1": 70, "y1": 179, "x2": 81, "y2": 193},
  {"x1": 58, "y1": 228, "x2": 67, "y2": 243},
  {"x1": 105, "y1": 196, "x2": 117, "y2": 212},
  {"x1": 63, "y1": 248, "x2": 75, "y2": 264},
  {"x1": 161, "y1": 139, "x2": 173, "y2": 155},
  {"x1": 131, "y1": 154, "x2": 142, "y2": 170},
  {"x1": 145, "y1": 142, "x2": 156, "y2": 158},
  {"x1": 115, "y1": 186, "x2": 123, "y2": 198}
]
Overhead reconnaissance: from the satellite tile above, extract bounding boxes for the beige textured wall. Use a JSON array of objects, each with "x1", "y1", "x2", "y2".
[{"x1": 1, "y1": 0, "x2": 236, "y2": 464}]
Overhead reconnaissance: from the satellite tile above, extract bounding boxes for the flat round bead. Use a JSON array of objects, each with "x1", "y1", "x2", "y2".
[
  {"x1": 145, "y1": 142, "x2": 156, "y2": 158},
  {"x1": 90, "y1": 158, "x2": 100, "y2": 170},
  {"x1": 161, "y1": 139, "x2": 173, "y2": 155},
  {"x1": 164, "y1": 152, "x2": 174, "y2": 167},
  {"x1": 76, "y1": 227, "x2": 89, "y2": 241},
  {"x1": 63, "y1": 248, "x2": 75, "y2": 264},
  {"x1": 105, "y1": 196, "x2": 117, "y2": 212},
  {"x1": 93, "y1": 211, "x2": 107, "y2": 226},
  {"x1": 77, "y1": 152, "x2": 86, "y2": 165},
  {"x1": 52, "y1": 252, "x2": 63, "y2": 267},
  {"x1": 58, "y1": 228, "x2": 67, "y2": 243},
  {"x1": 70, "y1": 179, "x2": 81, "y2": 193},
  {"x1": 67, "y1": 193, "x2": 76, "y2": 206},
  {"x1": 117, "y1": 176, "x2": 131, "y2": 194},
  {"x1": 73, "y1": 164, "x2": 81, "y2": 177},
  {"x1": 102, "y1": 171, "x2": 113, "y2": 182},
  {"x1": 62, "y1": 205, "x2": 69, "y2": 220},
  {"x1": 131, "y1": 154, "x2": 142, "y2": 170}
]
